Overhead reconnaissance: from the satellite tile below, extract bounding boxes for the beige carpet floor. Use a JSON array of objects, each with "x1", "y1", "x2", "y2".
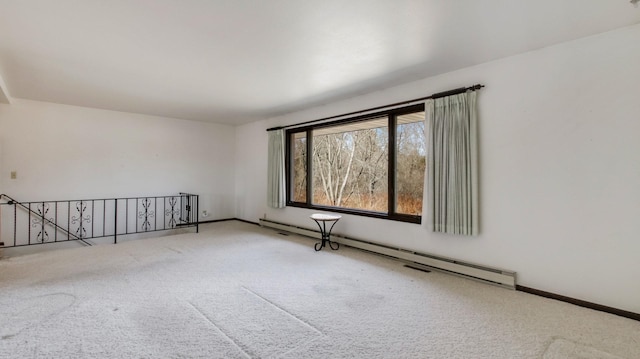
[{"x1": 0, "y1": 221, "x2": 638, "y2": 358}]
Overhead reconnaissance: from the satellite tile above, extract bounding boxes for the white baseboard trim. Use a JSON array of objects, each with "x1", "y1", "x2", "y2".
[{"x1": 259, "y1": 218, "x2": 516, "y2": 289}]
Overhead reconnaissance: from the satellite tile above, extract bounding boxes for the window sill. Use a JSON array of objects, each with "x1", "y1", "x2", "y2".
[{"x1": 286, "y1": 202, "x2": 421, "y2": 224}]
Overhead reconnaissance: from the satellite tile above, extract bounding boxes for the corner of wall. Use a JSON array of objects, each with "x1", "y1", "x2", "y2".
[
  {"x1": 0, "y1": 103, "x2": 5, "y2": 193},
  {"x1": 233, "y1": 120, "x2": 269, "y2": 221},
  {"x1": 0, "y1": 67, "x2": 12, "y2": 105}
]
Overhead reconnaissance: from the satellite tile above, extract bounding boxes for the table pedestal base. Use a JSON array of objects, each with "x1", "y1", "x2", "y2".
[
  {"x1": 310, "y1": 215, "x2": 340, "y2": 251},
  {"x1": 314, "y1": 235, "x2": 339, "y2": 251}
]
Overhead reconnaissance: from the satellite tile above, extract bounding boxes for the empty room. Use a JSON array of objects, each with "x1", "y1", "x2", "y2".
[{"x1": 1, "y1": 1, "x2": 639, "y2": 358}]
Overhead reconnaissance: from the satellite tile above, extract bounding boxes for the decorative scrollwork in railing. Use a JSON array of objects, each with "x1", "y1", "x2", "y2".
[
  {"x1": 71, "y1": 201, "x2": 91, "y2": 238},
  {"x1": 184, "y1": 201, "x2": 191, "y2": 223},
  {"x1": 164, "y1": 197, "x2": 180, "y2": 228},
  {"x1": 137, "y1": 198, "x2": 155, "y2": 231},
  {"x1": 30, "y1": 202, "x2": 52, "y2": 242}
]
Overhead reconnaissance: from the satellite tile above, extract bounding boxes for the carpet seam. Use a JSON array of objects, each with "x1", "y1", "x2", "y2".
[
  {"x1": 186, "y1": 301, "x2": 252, "y2": 359},
  {"x1": 241, "y1": 286, "x2": 324, "y2": 336}
]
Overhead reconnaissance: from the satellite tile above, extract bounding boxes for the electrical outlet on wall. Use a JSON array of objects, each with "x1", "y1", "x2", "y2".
[{"x1": 10, "y1": 171, "x2": 17, "y2": 179}]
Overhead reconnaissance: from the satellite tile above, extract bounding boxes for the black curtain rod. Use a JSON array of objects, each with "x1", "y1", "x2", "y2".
[{"x1": 266, "y1": 84, "x2": 484, "y2": 132}]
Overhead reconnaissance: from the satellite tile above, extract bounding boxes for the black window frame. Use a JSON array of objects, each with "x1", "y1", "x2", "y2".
[{"x1": 285, "y1": 103, "x2": 425, "y2": 224}]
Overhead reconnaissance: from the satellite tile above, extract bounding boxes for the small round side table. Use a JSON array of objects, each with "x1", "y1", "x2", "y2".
[{"x1": 310, "y1": 214, "x2": 341, "y2": 251}]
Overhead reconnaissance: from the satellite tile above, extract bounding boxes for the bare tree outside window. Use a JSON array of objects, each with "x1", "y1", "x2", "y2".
[
  {"x1": 286, "y1": 106, "x2": 425, "y2": 223},
  {"x1": 396, "y1": 112, "x2": 426, "y2": 215},
  {"x1": 312, "y1": 118, "x2": 388, "y2": 212},
  {"x1": 291, "y1": 132, "x2": 307, "y2": 202}
]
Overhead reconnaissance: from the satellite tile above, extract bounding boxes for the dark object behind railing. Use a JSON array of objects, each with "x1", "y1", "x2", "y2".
[{"x1": 0, "y1": 193, "x2": 199, "y2": 248}]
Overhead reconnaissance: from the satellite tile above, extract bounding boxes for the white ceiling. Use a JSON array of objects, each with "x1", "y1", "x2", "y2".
[{"x1": 0, "y1": 1, "x2": 638, "y2": 125}]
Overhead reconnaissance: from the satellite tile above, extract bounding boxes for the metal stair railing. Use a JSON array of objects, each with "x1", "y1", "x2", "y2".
[
  {"x1": 0, "y1": 194, "x2": 92, "y2": 247},
  {"x1": 0, "y1": 193, "x2": 199, "y2": 248}
]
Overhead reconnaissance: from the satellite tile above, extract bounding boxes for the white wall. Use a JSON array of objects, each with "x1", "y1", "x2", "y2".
[
  {"x1": 234, "y1": 120, "x2": 269, "y2": 221},
  {"x1": 0, "y1": 99, "x2": 236, "y2": 220},
  {"x1": 235, "y1": 24, "x2": 640, "y2": 314}
]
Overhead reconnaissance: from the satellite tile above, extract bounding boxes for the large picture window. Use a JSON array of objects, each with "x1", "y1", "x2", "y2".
[{"x1": 286, "y1": 104, "x2": 425, "y2": 223}]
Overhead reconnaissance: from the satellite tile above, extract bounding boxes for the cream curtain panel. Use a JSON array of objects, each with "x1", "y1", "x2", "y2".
[
  {"x1": 267, "y1": 129, "x2": 286, "y2": 208},
  {"x1": 423, "y1": 91, "x2": 479, "y2": 235}
]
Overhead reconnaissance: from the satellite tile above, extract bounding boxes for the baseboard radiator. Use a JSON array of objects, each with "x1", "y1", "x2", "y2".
[{"x1": 259, "y1": 218, "x2": 516, "y2": 289}]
